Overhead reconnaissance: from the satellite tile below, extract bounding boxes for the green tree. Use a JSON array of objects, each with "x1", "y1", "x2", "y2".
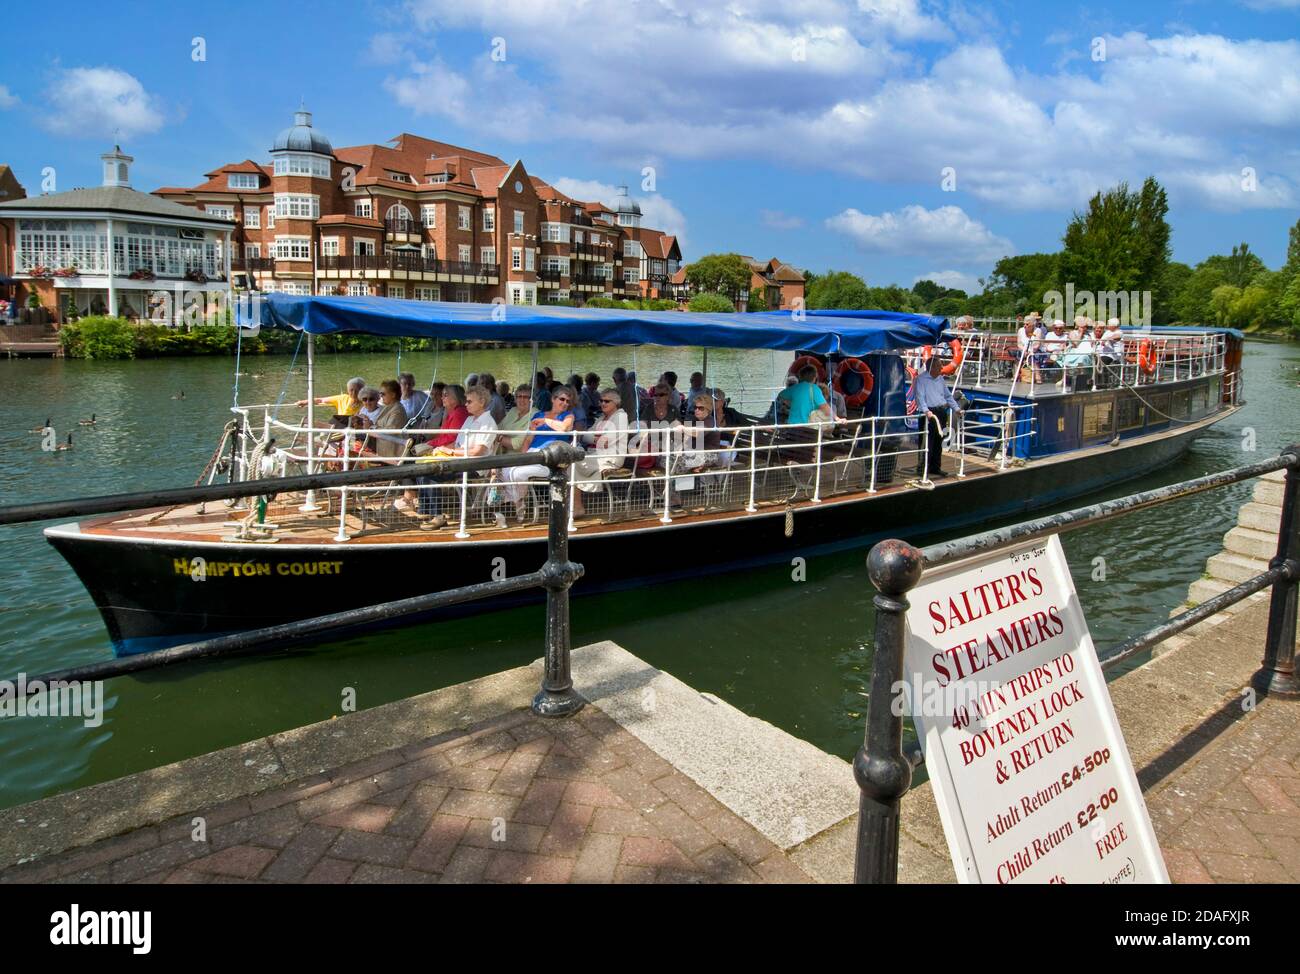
[
  {"x1": 930, "y1": 296, "x2": 965, "y2": 317},
  {"x1": 1205, "y1": 243, "x2": 1267, "y2": 288},
  {"x1": 1278, "y1": 274, "x2": 1300, "y2": 336},
  {"x1": 980, "y1": 252, "x2": 1061, "y2": 313},
  {"x1": 684, "y1": 253, "x2": 752, "y2": 295},
  {"x1": 1286, "y1": 218, "x2": 1300, "y2": 277},
  {"x1": 1058, "y1": 177, "x2": 1170, "y2": 294},
  {"x1": 805, "y1": 270, "x2": 870, "y2": 309},
  {"x1": 1154, "y1": 261, "x2": 1192, "y2": 324},
  {"x1": 687, "y1": 292, "x2": 736, "y2": 313},
  {"x1": 1172, "y1": 264, "x2": 1227, "y2": 325},
  {"x1": 911, "y1": 279, "x2": 945, "y2": 304}
]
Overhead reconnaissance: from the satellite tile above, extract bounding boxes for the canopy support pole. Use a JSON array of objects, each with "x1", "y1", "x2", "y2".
[{"x1": 300, "y1": 333, "x2": 322, "y2": 513}]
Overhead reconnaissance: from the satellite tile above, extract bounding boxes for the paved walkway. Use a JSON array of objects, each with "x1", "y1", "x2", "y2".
[
  {"x1": 1145, "y1": 692, "x2": 1300, "y2": 883},
  {"x1": 0, "y1": 704, "x2": 811, "y2": 884}
]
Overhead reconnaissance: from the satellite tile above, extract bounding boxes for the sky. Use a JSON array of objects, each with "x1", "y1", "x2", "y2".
[{"x1": 2, "y1": 0, "x2": 1298, "y2": 294}]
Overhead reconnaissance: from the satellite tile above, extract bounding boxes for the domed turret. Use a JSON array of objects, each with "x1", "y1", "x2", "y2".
[
  {"x1": 272, "y1": 106, "x2": 333, "y2": 156},
  {"x1": 613, "y1": 185, "x2": 641, "y2": 227}
]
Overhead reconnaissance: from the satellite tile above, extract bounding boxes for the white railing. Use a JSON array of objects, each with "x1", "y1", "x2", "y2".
[{"x1": 222, "y1": 401, "x2": 1039, "y2": 538}]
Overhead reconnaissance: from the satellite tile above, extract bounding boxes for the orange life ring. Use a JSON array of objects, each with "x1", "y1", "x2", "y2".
[
  {"x1": 788, "y1": 354, "x2": 828, "y2": 382},
  {"x1": 833, "y1": 358, "x2": 874, "y2": 407},
  {"x1": 940, "y1": 339, "x2": 963, "y2": 376},
  {"x1": 1138, "y1": 339, "x2": 1157, "y2": 375}
]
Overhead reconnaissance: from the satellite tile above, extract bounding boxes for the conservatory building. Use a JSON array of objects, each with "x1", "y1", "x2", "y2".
[{"x1": 0, "y1": 147, "x2": 235, "y2": 322}]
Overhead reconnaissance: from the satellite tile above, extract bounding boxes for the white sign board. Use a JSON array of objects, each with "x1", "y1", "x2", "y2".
[{"x1": 902, "y1": 535, "x2": 1168, "y2": 884}]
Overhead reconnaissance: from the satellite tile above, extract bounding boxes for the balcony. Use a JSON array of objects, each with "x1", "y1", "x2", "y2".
[
  {"x1": 384, "y1": 217, "x2": 422, "y2": 236},
  {"x1": 572, "y1": 212, "x2": 593, "y2": 227},
  {"x1": 571, "y1": 272, "x2": 610, "y2": 288},
  {"x1": 317, "y1": 253, "x2": 499, "y2": 280},
  {"x1": 571, "y1": 243, "x2": 610, "y2": 261},
  {"x1": 538, "y1": 268, "x2": 563, "y2": 286},
  {"x1": 237, "y1": 257, "x2": 278, "y2": 272}
]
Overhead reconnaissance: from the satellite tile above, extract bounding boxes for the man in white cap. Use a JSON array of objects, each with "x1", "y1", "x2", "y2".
[
  {"x1": 1099, "y1": 318, "x2": 1124, "y2": 382},
  {"x1": 1043, "y1": 319, "x2": 1070, "y2": 387}
]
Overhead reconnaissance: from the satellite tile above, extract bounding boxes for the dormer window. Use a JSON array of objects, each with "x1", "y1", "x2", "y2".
[
  {"x1": 228, "y1": 173, "x2": 259, "y2": 190},
  {"x1": 429, "y1": 173, "x2": 449, "y2": 185}
]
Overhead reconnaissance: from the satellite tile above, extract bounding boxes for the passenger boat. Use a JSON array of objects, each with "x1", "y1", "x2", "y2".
[{"x1": 43, "y1": 296, "x2": 1245, "y2": 655}]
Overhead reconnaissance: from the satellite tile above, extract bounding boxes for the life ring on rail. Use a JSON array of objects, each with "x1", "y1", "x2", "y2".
[
  {"x1": 1138, "y1": 339, "x2": 1157, "y2": 375},
  {"x1": 833, "y1": 358, "x2": 874, "y2": 407},
  {"x1": 788, "y1": 354, "x2": 828, "y2": 382},
  {"x1": 940, "y1": 339, "x2": 963, "y2": 376}
]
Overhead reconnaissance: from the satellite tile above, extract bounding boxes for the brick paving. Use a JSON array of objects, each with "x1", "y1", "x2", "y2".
[
  {"x1": 1146, "y1": 694, "x2": 1300, "y2": 884},
  {"x1": 0, "y1": 704, "x2": 813, "y2": 885}
]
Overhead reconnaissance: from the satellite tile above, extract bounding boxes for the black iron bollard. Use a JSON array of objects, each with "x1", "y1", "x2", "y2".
[
  {"x1": 532, "y1": 444, "x2": 586, "y2": 718},
  {"x1": 1257, "y1": 445, "x2": 1300, "y2": 697},
  {"x1": 854, "y1": 538, "x2": 925, "y2": 883}
]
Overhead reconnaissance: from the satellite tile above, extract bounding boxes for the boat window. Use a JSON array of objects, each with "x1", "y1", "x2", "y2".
[
  {"x1": 1171, "y1": 389, "x2": 1191, "y2": 420},
  {"x1": 1147, "y1": 392, "x2": 1171, "y2": 422},
  {"x1": 1116, "y1": 396, "x2": 1145, "y2": 431},
  {"x1": 1210, "y1": 377, "x2": 1221, "y2": 404},
  {"x1": 1082, "y1": 400, "x2": 1114, "y2": 440}
]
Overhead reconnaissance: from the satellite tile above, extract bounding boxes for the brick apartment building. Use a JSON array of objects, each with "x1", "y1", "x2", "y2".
[
  {"x1": 742, "y1": 256, "x2": 805, "y2": 310},
  {"x1": 155, "y1": 108, "x2": 684, "y2": 306}
]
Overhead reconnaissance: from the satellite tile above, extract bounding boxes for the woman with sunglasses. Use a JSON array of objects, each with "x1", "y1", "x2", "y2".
[
  {"x1": 571, "y1": 388, "x2": 629, "y2": 516},
  {"x1": 499, "y1": 384, "x2": 577, "y2": 522}
]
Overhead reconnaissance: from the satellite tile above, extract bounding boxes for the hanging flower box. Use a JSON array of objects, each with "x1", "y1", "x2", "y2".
[
  {"x1": 52, "y1": 265, "x2": 81, "y2": 278},
  {"x1": 184, "y1": 269, "x2": 209, "y2": 284},
  {"x1": 128, "y1": 268, "x2": 156, "y2": 281},
  {"x1": 27, "y1": 265, "x2": 54, "y2": 279}
]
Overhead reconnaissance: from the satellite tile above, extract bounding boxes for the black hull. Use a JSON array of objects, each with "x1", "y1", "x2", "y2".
[{"x1": 46, "y1": 414, "x2": 1225, "y2": 656}]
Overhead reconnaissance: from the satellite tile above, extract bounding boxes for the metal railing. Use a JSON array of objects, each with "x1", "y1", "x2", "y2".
[
  {"x1": 317, "y1": 254, "x2": 499, "y2": 277},
  {"x1": 851, "y1": 446, "x2": 1300, "y2": 883},
  {"x1": 227, "y1": 399, "x2": 1039, "y2": 537},
  {"x1": 0, "y1": 442, "x2": 589, "y2": 719}
]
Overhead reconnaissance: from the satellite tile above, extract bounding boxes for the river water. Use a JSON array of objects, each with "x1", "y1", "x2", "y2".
[{"x1": 0, "y1": 340, "x2": 1295, "y2": 809}]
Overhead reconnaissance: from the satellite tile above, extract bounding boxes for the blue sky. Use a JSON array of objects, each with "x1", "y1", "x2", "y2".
[{"x1": 3, "y1": 0, "x2": 1298, "y2": 293}]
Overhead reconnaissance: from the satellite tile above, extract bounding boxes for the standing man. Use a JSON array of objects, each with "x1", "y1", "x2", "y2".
[{"x1": 914, "y1": 353, "x2": 962, "y2": 480}]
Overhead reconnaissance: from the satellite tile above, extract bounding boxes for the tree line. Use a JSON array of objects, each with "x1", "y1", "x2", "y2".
[{"x1": 790, "y1": 177, "x2": 1300, "y2": 334}]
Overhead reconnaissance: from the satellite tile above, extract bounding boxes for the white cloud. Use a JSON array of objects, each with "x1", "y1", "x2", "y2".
[
  {"x1": 856, "y1": 0, "x2": 951, "y2": 41},
  {"x1": 0, "y1": 85, "x2": 18, "y2": 110},
  {"x1": 550, "y1": 177, "x2": 689, "y2": 248},
  {"x1": 1161, "y1": 169, "x2": 1297, "y2": 210},
  {"x1": 760, "y1": 209, "x2": 805, "y2": 230},
  {"x1": 42, "y1": 67, "x2": 164, "y2": 139},
  {"x1": 915, "y1": 269, "x2": 983, "y2": 294},
  {"x1": 382, "y1": 4, "x2": 1300, "y2": 215},
  {"x1": 826, "y1": 204, "x2": 1013, "y2": 263}
]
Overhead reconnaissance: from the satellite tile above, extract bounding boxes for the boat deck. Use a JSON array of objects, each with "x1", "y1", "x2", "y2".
[{"x1": 75, "y1": 451, "x2": 1003, "y2": 547}]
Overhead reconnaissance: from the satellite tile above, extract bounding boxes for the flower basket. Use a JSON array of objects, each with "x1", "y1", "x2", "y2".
[
  {"x1": 128, "y1": 268, "x2": 156, "y2": 281},
  {"x1": 53, "y1": 266, "x2": 80, "y2": 278},
  {"x1": 27, "y1": 265, "x2": 53, "y2": 279}
]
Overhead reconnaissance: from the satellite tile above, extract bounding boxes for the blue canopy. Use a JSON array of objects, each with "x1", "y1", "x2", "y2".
[{"x1": 239, "y1": 294, "x2": 946, "y2": 356}]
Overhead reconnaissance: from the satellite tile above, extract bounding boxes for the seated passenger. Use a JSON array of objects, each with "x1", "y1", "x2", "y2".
[
  {"x1": 298, "y1": 375, "x2": 365, "y2": 418},
  {"x1": 398, "y1": 372, "x2": 431, "y2": 428},
  {"x1": 370, "y1": 381, "x2": 411, "y2": 458},
  {"x1": 678, "y1": 394, "x2": 722, "y2": 471},
  {"x1": 498, "y1": 384, "x2": 535, "y2": 453},
  {"x1": 417, "y1": 384, "x2": 467, "y2": 452},
  {"x1": 776, "y1": 365, "x2": 832, "y2": 425},
  {"x1": 418, "y1": 385, "x2": 498, "y2": 459},
  {"x1": 500, "y1": 385, "x2": 577, "y2": 521},
  {"x1": 572, "y1": 388, "x2": 630, "y2": 516}
]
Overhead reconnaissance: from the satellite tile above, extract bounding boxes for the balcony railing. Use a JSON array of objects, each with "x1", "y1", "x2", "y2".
[
  {"x1": 318, "y1": 254, "x2": 499, "y2": 277},
  {"x1": 236, "y1": 257, "x2": 278, "y2": 272},
  {"x1": 384, "y1": 217, "x2": 422, "y2": 235},
  {"x1": 571, "y1": 272, "x2": 610, "y2": 287},
  {"x1": 538, "y1": 268, "x2": 563, "y2": 284},
  {"x1": 571, "y1": 244, "x2": 610, "y2": 261}
]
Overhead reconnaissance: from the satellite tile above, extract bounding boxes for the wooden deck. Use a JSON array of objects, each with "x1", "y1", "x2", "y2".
[{"x1": 77, "y1": 452, "x2": 1001, "y2": 547}]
